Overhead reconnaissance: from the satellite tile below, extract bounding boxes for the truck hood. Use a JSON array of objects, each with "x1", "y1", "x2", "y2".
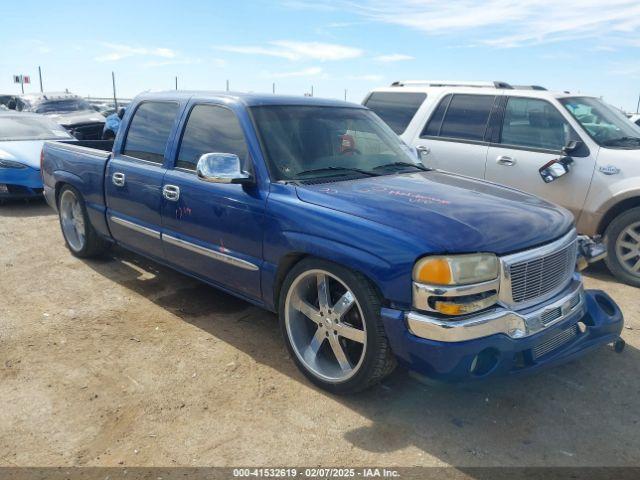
[
  {"x1": 295, "y1": 171, "x2": 574, "y2": 255},
  {"x1": 46, "y1": 110, "x2": 105, "y2": 126}
]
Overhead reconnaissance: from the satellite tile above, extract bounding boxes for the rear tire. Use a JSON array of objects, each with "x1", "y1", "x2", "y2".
[
  {"x1": 57, "y1": 185, "x2": 110, "y2": 258},
  {"x1": 279, "y1": 258, "x2": 396, "y2": 394},
  {"x1": 604, "y1": 207, "x2": 640, "y2": 287}
]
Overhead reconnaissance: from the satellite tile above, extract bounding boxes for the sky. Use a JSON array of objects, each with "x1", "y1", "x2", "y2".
[{"x1": 2, "y1": 0, "x2": 640, "y2": 111}]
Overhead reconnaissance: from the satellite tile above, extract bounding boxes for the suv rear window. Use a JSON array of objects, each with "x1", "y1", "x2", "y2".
[
  {"x1": 364, "y1": 92, "x2": 426, "y2": 134},
  {"x1": 123, "y1": 101, "x2": 179, "y2": 163},
  {"x1": 423, "y1": 94, "x2": 495, "y2": 141}
]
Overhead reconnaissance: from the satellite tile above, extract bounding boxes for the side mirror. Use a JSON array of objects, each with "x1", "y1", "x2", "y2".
[
  {"x1": 561, "y1": 140, "x2": 581, "y2": 155},
  {"x1": 196, "y1": 153, "x2": 252, "y2": 184},
  {"x1": 539, "y1": 157, "x2": 572, "y2": 183},
  {"x1": 117, "y1": 108, "x2": 126, "y2": 120}
]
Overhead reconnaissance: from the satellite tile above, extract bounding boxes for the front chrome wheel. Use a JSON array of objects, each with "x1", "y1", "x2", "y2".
[
  {"x1": 59, "y1": 189, "x2": 86, "y2": 252},
  {"x1": 615, "y1": 220, "x2": 640, "y2": 276},
  {"x1": 285, "y1": 269, "x2": 367, "y2": 383}
]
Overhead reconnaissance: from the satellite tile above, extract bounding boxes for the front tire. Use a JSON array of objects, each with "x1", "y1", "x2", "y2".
[
  {"x1": 605, "y1": 207, "x2": 640, "y2": 287},
  {"x1": 279, "y1": 258, "x2": 396, "y2": 394},
  {"x1": 58, "y1": 185, "x2": 110, "y2": 258}
]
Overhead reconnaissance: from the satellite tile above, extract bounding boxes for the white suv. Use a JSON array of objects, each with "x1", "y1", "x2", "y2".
[{"x1": 364, "y1": 80, "x2": 640, "y2": 286}]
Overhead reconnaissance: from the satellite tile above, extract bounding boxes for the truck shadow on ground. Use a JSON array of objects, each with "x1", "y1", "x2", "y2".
[
  {"x1": 0, "y1": 198, "x2": 55, "y2": 218},
  {"x1": 83, "y1": 247, "x2": 640, "y2": 466}
]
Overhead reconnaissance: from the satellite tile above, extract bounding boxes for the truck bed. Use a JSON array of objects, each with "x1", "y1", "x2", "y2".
[{"x1": 42, "y1": 139, "x2": 115, "y2": 236}]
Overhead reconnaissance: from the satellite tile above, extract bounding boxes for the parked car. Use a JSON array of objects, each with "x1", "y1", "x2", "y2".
[
  {"x1": 41, "y1": 91, "x2": 624, "y2": 393},
  {"x1": 0, "y1": 94, "x2": 27, "y2": 111},
  {"x1": 0, "y1": 111, "x2": 74, "y2": 200},
  {"x1": 364, "y1": 81, "x2": 640, "y2": 287},
  {"x1": 20, "y1": 92, "x2": 105, "y2": 140},
  {"x1": 102, "y1": 107, "x2": 125, "y2": 140},
  {"x1": 630, "y1": 114, "x2": 640, "y2": 127}
]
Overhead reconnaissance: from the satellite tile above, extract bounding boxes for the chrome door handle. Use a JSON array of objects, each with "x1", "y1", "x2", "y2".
[
  {"x1": 163, "y1": 185, "x2": 180, "y2": 201},
  {"x1": 112, "y1": 172, "x2": 126, "y2": 187},
  {"x1": 496, "y1": 155, "x2": 516, "y2": 166},
  {"x1": 416, "y1": 145, "x2": 431, "y2": 155}
]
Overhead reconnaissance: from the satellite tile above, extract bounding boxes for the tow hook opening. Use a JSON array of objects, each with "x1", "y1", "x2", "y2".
[
  {"x1": 595, "y1": 293, "x2": 616, "y2": 316},
  {"x1": 469, "y1": 348, "x2": 500, "y2": 376}
]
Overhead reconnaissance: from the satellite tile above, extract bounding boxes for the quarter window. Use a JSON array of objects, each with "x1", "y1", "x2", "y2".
[
  {"x1": 364, "y1": 92, "x2": 426, "y2": 134},
  {"x1": 425, "y1": 94, "x2": 495, "y2": 141},
  {"x1": 176, "y1": 104, "x2": 249, "y2": 171},
  {"x1": 123, "y1": 102, "x2": 179, "y2": 163},
  {"x1": 501, "y1": 97, "x2": 572, "y2": 151}
]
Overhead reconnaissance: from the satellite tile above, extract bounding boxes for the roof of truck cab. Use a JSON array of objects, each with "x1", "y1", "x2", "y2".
[{"x1": 133, "y1": 90, "x2": 366, "y2": 108}]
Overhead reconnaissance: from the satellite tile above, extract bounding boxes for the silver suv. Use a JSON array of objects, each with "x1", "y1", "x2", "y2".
[{"x1": 364, "y1": 80, "x2": 640, "y2": 286}]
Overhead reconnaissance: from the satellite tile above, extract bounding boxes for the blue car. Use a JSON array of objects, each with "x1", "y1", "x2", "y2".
[
  {"x1": 0, "y1": 112, "x2": 74, "y2": 200},
  {"x1": 41, "y1": 92, "x2": 624, "y2": 393}
]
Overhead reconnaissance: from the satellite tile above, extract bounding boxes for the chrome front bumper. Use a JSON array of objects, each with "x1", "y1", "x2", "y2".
[{"x1": 406, "y1": 277, "x2": 585, "y2": 342}]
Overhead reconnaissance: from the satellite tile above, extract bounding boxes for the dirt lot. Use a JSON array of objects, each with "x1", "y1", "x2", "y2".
[{"x1": 1, "y1": 200, "x2": 639, "y2": 468}]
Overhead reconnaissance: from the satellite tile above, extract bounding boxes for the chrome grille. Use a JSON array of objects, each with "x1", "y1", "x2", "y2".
[
  {"x1": 532, "y1": 324, "x2": 579, "y2": 360},
  {"x1": 508, "y1": 240, "x2": 577, "y2": 304}
]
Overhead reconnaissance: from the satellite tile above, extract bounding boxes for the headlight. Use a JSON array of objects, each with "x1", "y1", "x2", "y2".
[
  {"x1": 413, "y1": 253, "x2": 499, "y2": 286},
  {"x1": 0, "y1": 159, "x2": 27, "y2": 169}
]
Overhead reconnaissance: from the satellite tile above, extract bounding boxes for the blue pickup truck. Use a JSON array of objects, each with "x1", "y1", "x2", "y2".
[{"x1": 41, "y1": 91, "x2": 624, "y2": 393}]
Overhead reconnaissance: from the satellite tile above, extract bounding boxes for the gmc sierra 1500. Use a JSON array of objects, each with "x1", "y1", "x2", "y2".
[{"x1": 41, "y1": 91, "x2": 624, "y2": 393}]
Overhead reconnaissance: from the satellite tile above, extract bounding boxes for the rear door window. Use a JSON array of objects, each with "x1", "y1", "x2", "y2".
[
  {"x1": 436, "y1": 94, "x2": 495, "y2": 141},
  {"x1": 364, "y1": 92, "x2": 426, "y2": 134},
  {"x1": 421, "y1": 94, "x2": 452, "y2": 137},
  {"x1": 176, "y1": 104, "x2": 249, "y2": 171},
  {"x1": 123, "y1": 101, "x2": 179, "y2": 164}
]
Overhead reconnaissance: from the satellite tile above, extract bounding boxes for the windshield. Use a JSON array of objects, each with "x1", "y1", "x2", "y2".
[
  {"x1": 30, "y1": 98, "x2": 93, "y2": 114},
  {"x1": 560, "y1": 97, "x2": 640, "y2": 149},
  {"x1": 250, "y1": 105, "x2": 422, "y2": 182},
  {"x1": 0, "y1": 115, "x2": 73, "y2": 141}
]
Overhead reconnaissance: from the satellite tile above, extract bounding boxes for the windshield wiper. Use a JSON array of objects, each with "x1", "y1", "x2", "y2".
[
  {"x1": 602, "y1": 136, "x2": 640, "y2": 147},
  {"x1": 295, "y1": 166, "x2": 380, "y2": 178},
  {"x1": 373, "y1": 161, "x2": 429, "y2": 172}
]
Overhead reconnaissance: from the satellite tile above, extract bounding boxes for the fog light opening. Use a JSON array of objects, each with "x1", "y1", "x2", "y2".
[
  {"x1": 595, "y1": 294, "x2": 616, "y2": 316},
  {"x1": 469, "y1": 348, "x2": 500, "y2": 377},
  {"x1": 577, "y1": 321, "x2": 587, "y2": 334}
]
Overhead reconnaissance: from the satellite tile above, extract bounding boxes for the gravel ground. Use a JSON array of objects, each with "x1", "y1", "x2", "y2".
[{"x1": 1, "y1": 200, "x2": 638, "y2": 468}]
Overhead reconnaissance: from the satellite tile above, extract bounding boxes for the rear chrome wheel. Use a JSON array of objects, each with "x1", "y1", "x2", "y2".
[
  {"x1": 57, "y1": 185, "x2": 110, "y2": 258},
  {"x1": 59, "y1": 189, "x2": 86, "y2": 252},
  {"x1": 279, "y1": 259, "x2": 396, "y2": 393}
]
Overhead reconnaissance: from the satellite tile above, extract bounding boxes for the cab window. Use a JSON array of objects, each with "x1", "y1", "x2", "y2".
[
  {"x1": 500, "y1": 97, "x2": 573, "y2": 151},
  {"x1": 176, "y1": 104, "x2": 249, "y2": 171},
  {"x1": 123, "y1": 101, "x2": 179, "y2": 163}
]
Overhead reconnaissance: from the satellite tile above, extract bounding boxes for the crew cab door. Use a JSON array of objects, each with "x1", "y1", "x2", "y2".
[
  {"x1": 160, "y1": 102, "x2": 265, "y2": 299},
  {"x1": 105, "y1": 101, "x2": 181, "y2": 259},
  {"x1": 485, "y1": 96, "x2": 595, "y2": 218},
  {"x1": 412, "y1": 94, "x2": 497, "y2": 179}
]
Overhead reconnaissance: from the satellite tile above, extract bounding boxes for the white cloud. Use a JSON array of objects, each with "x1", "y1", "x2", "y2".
[
  {"x1": 216, "y1": 40, "x2": 362, "y2": 61},
  {"x1": 95, "y1": 43, "x2": 177, "y2": 62},
  {"x1": 286, "y1": 0, "x2": 640, "y2": 48},
  {"x1": 266, "y1": 67, "x2": 325, "y2": 78},
  {"x1": 374, "y1": 53, "x2": 413, "y2": 62}
]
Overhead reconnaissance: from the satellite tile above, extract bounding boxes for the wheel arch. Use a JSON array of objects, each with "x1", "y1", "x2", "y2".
[
  {"x1": 272, "y1": 252, "x2": 386, "y2": 313},
  {"x1": 598, "y1": 196, "x2": 640, "y2": 236}
]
